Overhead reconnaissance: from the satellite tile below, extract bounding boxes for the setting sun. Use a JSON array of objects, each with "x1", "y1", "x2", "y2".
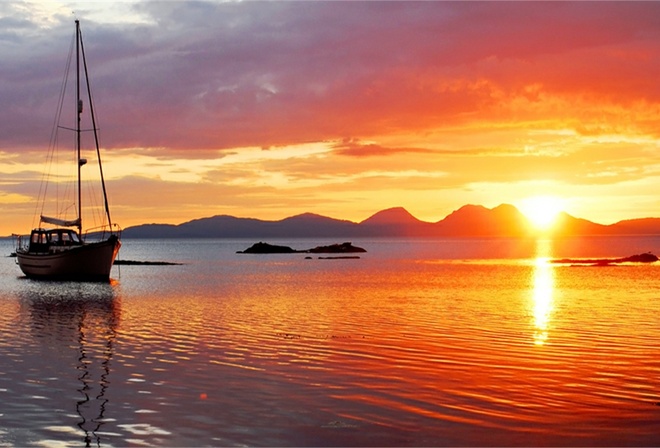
[{"x1": 519, "y1": 196, "x2": 564, "y2": 231}]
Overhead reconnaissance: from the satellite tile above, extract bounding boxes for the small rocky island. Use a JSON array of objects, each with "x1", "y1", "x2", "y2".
[
  {"x1": 237, "y1": 241, "x2": 366, "y2": 255},
  {"x1": 237, "y1": 242, "x2": 299, "y2": 254},
  {"x1": 551, "y1": 252, "x2": 658, "y2": 266}
]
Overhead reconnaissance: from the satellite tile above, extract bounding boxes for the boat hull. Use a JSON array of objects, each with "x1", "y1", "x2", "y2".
[{"x1": 16, "y1": 236, "x2": 121, "y2": 281}]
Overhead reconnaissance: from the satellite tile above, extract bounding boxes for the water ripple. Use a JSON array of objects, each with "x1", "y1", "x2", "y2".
[{"x1": 1, "y1": 238, "x2": 660, "y2": 446}]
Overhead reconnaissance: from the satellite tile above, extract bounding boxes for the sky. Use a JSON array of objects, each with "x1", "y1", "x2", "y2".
[{"x1": 1, "y1": 1, "x2": 660, "y2": 236}]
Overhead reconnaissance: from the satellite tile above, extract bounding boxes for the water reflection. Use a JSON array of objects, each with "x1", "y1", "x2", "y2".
[
  {"x1": 531, "y1": 239, "x2": 555, "y2": 346},
  {"x1": 19, "y1": 281, "x2": 120, "y2": 447}
]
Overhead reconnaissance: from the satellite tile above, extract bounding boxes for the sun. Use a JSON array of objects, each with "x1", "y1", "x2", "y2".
[{"x1": 519, "y1": 196, "x2": 564, "y2": 231}]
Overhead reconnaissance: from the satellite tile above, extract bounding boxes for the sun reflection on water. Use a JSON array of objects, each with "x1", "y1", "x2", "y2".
[{"x1": 532, "y1": 239, "x2": 555, "y2": 346}]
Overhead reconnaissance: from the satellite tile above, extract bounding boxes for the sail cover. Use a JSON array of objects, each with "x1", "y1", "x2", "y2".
[{"x1": 40, "y1": 215, "x2": 81, "y2": 227}]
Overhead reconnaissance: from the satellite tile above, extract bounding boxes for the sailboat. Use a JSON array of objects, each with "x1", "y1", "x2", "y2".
[{"x1": 16, "y1": 20, "x2": 121, "y2": 281}]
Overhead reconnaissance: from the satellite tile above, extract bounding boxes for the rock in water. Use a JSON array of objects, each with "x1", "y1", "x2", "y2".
[
  {"x1": 307, "y1": 242, "x2": 366, "y2": 253},
  {"x1": 237, "y1": 241, "x2": 368, "y2": 254},
  {"x1": 237, "y1": 242, "x2": 298, "y2": 254},
  {"x1": 623, "y1": 252, "x2": 658, "y2": 263}
]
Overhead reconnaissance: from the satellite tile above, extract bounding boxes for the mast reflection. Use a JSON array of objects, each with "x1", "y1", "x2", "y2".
[
  {"x1": 21, "y1": 281, "x2": 121, "y2": 447},
  {"x1": 531, "y1": 239, "x2": 555, "y2": 346}
]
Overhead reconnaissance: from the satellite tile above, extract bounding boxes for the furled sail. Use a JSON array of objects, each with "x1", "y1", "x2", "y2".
[{"x1": 40, "y1": 215, "x2": 81, "y2": 227}]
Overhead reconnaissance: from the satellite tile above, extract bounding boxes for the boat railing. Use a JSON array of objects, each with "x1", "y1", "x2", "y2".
[
  {"x1": 83, "y1": 223, "x2": 122, "y2": 243},
  {"x1": 13, "y1": 234, "x2": 28, "y2": 254}
]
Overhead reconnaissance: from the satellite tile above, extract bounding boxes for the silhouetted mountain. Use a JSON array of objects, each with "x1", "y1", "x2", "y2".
[
  {"x1": 435, "y1": 204, "x2": 530, "y2": 237},
  {"x1": 179, "y1": 215, "x2": 273, "y2": 237},
  {"x1": 269, "y1": 213, "x2": 358, "y2": 237},
  {"x1": 359, "y1": 207, "x2": 434, "y2": 236},
  {"x1": 554, "y1": 212, "x2": 608, "y2": 236},
  {"x1": 124, "y1": 213, "x2": 359, "y2": 238},
  {"x1": 121, "y1": 223, "x2": 180, "y2": 238},
  {"x1": 361, "y1": 207, "x2": 421, "y2": 225},
  {"x1": 610, "y1": 217, "x2": 660, "y2": 235},
  {"x1": 121, "y1": 204, "x2": 660, "y2": 238},
  {"x1": 124, "y1": 216, "x2": 271, "y2": 238}
]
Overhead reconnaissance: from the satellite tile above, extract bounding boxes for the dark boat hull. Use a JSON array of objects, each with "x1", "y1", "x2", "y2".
[{"x1": 16, "y1": 236, "x2": 121, "y2": 281}]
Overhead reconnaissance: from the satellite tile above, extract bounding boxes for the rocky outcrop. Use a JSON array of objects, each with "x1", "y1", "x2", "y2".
[
  {"x1": 623, "y1": 252, "x2": 659, "y2": 263},
  {"x1": 237, "y1": 242, "x2": 299, "y2": 254},
  {"x1": 307, "y1": 242, "x2": 366, "y2": 253},
  {"x1": 237, "y1": 241, "x2": 366, "y2": 254},
  {"x1": 551, "y1": 252, "x2": 658, "y2": 266}
]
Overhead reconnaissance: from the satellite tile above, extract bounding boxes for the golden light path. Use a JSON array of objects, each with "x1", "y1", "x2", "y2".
[{"x1": 532, "y1": 239, "x2": 555, "y2": 346}]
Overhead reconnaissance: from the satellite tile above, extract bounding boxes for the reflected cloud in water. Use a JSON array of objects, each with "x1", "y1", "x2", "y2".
[
  {"x1": 531, "y1": 239, "x2": 555, "y2": 346},
  {"x1": 18, "y1": 280, "x2": 121, "y2": 447}
]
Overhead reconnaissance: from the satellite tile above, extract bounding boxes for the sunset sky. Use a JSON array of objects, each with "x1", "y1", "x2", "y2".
[{"x1": 1, "y1": 1, "x2": 659, "y2": 236}]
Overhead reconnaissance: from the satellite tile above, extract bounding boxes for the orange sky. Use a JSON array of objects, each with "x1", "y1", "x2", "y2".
[{"x1": 1, "y1": 1, "x2": 659, "y2": 236}]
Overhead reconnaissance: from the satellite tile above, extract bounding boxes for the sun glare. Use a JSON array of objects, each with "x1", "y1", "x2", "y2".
[{"x1": 519, "y1": 196, "x2": 564, "y2": 231}]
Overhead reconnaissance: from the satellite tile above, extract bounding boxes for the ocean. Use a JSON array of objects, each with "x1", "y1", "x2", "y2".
[{"x1": 1, "y1": 236, "x2": 659, "y2": 446}]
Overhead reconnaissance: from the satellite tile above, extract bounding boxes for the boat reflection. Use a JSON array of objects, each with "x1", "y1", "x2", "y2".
[
  {"x1": 19, "y1": 281, "x2": 121, "y2": 447},
  {"x1": 531, "y1": 239, "x2": 555, "y2": 346}
]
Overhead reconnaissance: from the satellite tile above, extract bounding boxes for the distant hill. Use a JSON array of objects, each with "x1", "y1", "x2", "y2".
[
  {"x1": 125, "y1": 214, "x2": 358, "y2": 238},
  {"x1": 553, "y1": 212, "x2": 608, "y2": 236},
  {"x1": 434, "y1": 204, "x2": 530, "y2": 237},
  {"x1": 121, "y1": 204, "x2": 660, "y2": 239},
  {"x1": 359, "y1": 207, "x2": 434, "y2": 236},
  {"x1": 610, "y1": 217, "x2": 660, "y2": 235},
  {"x1": 272, "y1": 213, "x2": 358, "y2": 237}
]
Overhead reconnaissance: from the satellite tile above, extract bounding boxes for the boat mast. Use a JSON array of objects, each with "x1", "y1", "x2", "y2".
[
  {"x1": 79, "y1": 24, "x2": 114, "y2": 231},
  {"x1": 75, "y1": 19, "x2": 83, "y2": 236}
]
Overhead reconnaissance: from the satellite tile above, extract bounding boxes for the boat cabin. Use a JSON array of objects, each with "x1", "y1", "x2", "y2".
[{"x1": 28, "y1": 228, "x2": 82, "y2": 253}]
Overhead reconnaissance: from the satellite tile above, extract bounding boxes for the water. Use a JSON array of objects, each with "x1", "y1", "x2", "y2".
[{"x1": 1, "y1": 236, "x2": 659, "y2": 446}]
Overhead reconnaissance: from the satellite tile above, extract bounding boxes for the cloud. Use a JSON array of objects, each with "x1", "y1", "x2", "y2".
[
  {"x1": 332, "y1": 139, "x2": 437, "y2": 158},
  {"x1": 2, "y1": 1, "x2": 659, "y2": 155},
  {"x1": 1, "y1": 1, "x2": 660, "y2": 233}
]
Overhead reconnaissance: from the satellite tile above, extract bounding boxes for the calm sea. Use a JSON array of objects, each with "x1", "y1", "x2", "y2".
[{"x1": 1, "y1": 236, "x2": 659, "y2": 446}]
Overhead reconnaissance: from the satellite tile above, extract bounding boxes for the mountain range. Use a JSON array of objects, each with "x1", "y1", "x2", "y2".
[{"x1": 121, "y1": 204, "x2": 660, "y2": 238}]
